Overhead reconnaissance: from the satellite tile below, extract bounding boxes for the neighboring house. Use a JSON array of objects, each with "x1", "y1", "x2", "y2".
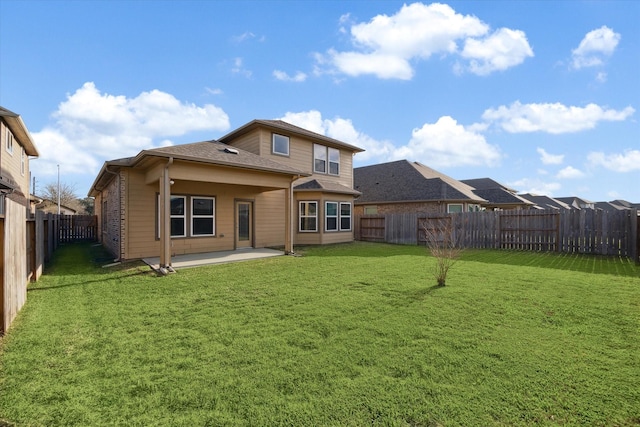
[
  {"x1": 461, "y1": 177, "x2": 534, "y2": 210},
  {"x1": 518, "y1": 193, "x2": 571, "y2": 210},
  {"x1": 0, "y1": 107, "x2": 39, "y2": 213},
  {"x1": 88, "y1": 119, "x2": 364, "y2": 267},
  {"x1": 353, "y1": 160, "x2": 486, "y2": 215},
  {"x1": 33, "y1": 197, "x2": 78, "y2": 215},
  {"x1": 556, "y1": 196, "x2": 595, "y2": 210}
]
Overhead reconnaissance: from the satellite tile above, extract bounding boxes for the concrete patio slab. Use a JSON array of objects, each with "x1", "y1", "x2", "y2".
[{"x1": 143, "y1": 248, "x2": 284, "y2": 272}]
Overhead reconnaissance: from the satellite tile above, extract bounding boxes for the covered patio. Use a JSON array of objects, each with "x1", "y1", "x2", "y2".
[{"x1": 143, "y1": 247, "x2": 285, "y2": 273}]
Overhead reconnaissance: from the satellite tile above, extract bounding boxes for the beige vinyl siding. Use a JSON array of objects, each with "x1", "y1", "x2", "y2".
[
  {"x1": 226, "y1": 130, "x2": 261, "y2": 155},
  {"x1": 0, "y1": 121, "x2": 31, "y2": 203},
  {"x1": 254, "y1": 189, "x2": 286, "y2": 248},
  {"x1": 251, "y1": 128, "x2": 355, "y2": 189}
]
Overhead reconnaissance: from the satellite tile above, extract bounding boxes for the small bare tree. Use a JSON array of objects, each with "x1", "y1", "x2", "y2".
[{"x1": 421, "y1": 216, "x2": 464, "y2": 286}]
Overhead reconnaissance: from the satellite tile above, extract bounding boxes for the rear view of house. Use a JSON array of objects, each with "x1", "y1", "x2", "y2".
[{"x1": 89, "y1": 119, "x2": 363, "y2": 267}]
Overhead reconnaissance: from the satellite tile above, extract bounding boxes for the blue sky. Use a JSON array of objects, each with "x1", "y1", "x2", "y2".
[{"x1": 1, "y1": 0, "x2": 638, "y2": 202}]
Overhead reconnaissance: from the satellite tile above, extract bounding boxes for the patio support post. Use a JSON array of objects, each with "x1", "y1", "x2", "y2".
[{"x1": 159, "y1": 157, "x2": 173, "y2": 268}]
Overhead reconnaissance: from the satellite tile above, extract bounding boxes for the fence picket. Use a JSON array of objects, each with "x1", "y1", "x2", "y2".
[{"x1": 356, "y1": 209, "x2": 639, "y2": 260}]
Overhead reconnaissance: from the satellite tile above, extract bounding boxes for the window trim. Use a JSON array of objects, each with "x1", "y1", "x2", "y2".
[
  {"x1": 272, "y1": 133, "x2": 290, "y2": 156},
  {"x1": 20, "y1": 147, "x2": 25, "y2": 176},
  {"x1": 447, "y1": 203, "x2": 463, "y2": 213},
  {"x1": 340, "y1": 202, "x2": 352, "y2": 231},
  {"x1": 313, "y1": 144, "x2": 341, "y2": 176},
  {"x1": 170, "y1": 195, "x2": 187, "y2": 238},
  {"x1": 325, "y1": 201, "x2": 338, "y2": 232},
  {"x1": 190, "y1": 196, "x2": 216, "y2": 237},
  {"x1": 6, "y1": 129, "x2": 13, "y2": 155},
  {"x1": 328, "y1": 147, "x2": 340, "y2": 176},
  {"x1": 313, "y1": 144, "x2": 327, "y2": 174},
  {"x1": 299, "y1": 201, "x2": 318, "y2": 232}
]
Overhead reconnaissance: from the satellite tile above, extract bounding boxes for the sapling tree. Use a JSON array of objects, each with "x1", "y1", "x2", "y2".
[{"x1": 421, "y1": 216, "x2": 464, "y2": 286}]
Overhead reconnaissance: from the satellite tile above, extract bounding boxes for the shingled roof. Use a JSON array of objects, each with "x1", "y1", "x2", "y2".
[
  {"x1": 218, "y1": 119, "x2": 365, "y2": 153},
  {"x1": 461, "y1": 178, "x2": 533, "y2": 207},
  {"x1": 89, "y1": 140, "x2": 308, "y2": 196},
  {"x1": 0, "y1": 106, "x2": 39, "y2": 156},
  {"x1": 518, "y1": 193, "x2": 571, "y2": 210},
  {"x1": 354, "y1": 160, "x2": 485, "y2": 204},
  {"x1": 294, "y1": 178, "x2": 361, "y2": 195}
]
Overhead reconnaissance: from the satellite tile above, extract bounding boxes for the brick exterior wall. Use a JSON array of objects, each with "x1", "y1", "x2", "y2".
[
  {"x1": 354, "y1": 202, "x2": 445, "y2": 216},
  {"x1": 99, "y1": 172, "x2": 124, "y2": 259}
]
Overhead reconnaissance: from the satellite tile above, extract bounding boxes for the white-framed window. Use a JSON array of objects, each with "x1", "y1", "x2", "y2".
[
  {"x1": 6, "y1": 129, "x2": 13, "y2": 155},
  {"x1": 272, "y1": 133, "x2": 289, "y2": 156},
  {"x1": 157, "y1": 194, "x2": 217, "y2": 238},
  {"x1": 325, "y1": 202, "x2": 338, "y2": 231},
  {"x1": 467, "y1": 204, "x2": 481, "y2": 212},
  {"x1": 325, "y1": 201, "x2": 351, "y2": 232},
  {"x1": 313, "y1": 144, "x2": 340, "y2": 175},
  {"x1": 447, "y1": 204, "x2": 463, "y2": 213},
  {"x1": 21, "y1": 147, "x2": 25, "y2": 175},
  {"x1": 299, "y1": 201, "x2": 318, "y2": 232},
  {"x1": 191, "y1": 197, "x2": 215, "y2": 236},
  {"x1": 329, "y1": 147, "x2": 340, "y2": 175},
  {"x1": 340, "y1": 202, "x2": 352, "y2": 231},
  {"x1": 170, "y1": 196, "x2": 187, "y2": 237},
  {"x1": 313, "y1": 144, "x2": 326, "y2": 173}
]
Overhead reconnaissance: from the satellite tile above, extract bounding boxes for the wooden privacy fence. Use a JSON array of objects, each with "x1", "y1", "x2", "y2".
[{"x1": 355, "y1": 209, "x2": 639, "y2": 261}]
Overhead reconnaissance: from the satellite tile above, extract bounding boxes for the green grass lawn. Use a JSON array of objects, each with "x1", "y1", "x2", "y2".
[{"x1": 1, "y1": 242, "x2": 639, "y2": 426}]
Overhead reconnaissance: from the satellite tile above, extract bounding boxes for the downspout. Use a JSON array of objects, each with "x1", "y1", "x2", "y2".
[{"x1": 159, "y1": 157, "x2": 174, "y2": 273}]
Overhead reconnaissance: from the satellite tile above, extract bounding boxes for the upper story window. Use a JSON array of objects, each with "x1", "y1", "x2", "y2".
[
  {"x1": 21, "y1": 147, "x2": 26, "y2": 175},
  {"x1": 313, "y1": 144, "x2": 340, "y2": 175},
  {"x1": 6, "y1": 129, "x2": 14, "y2": 155},
  {"x1": 272, "y1": 133, "x2": 289, "y2": 156}
]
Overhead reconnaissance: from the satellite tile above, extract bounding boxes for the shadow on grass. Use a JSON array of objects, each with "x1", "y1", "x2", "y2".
[
  {"x1": 28, "y1": 270, "x2": 152, "y2": 292},
  {"x1": 461, "y1": 249, "x2": 640, "y2": 278},
  {"x1": 304, "y1": 242, "x2": 640, "y2": 278}
]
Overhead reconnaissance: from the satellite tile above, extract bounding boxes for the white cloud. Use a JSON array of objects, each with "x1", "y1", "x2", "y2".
[
  {"x1": 482, "y1": 101, "x2": 635, "y2": 134},
  {"x1": 273, "y1": 70, "x2": 308, "y2": 82},
  {"x1": 205, "y1": 87, "x2": 223, "y2": 95},
  {"x1": 231, "y1": 57, "x2": 252, "y2": 78},
  {"x1": 537, "y1": 147, "x2": 564, "y2": 165},
  {"x1": 571, "y1": 26, "x2": 620, "y2": 69},
  {"x1": 278, "y1": 110, "x2": 395, "y2": 161},
  {"x1": 556, "y1": 166, "x2": 585, "y2": 179},
  {"x1": 395, "y1": 116, "x2": 502, "y2": 167},
  {"x1": 587, "y1": 149, "x2": 640, "y2": 172},
  {"x1": 509, "y1": 178, "x2": 561, "y2": 196},
  {"x1": 461, "y1": 28, "x2": 533, "y2": 75},
  {"x1": 316, "y1": 2, "x2": 531, "y2": 79},
  {"x1": 31, "y1": 82, "x2": 230, "y2": 177}
]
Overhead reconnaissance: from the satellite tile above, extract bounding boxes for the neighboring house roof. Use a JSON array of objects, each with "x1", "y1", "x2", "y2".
[
  {"x1": 218, "y1": 119, "x2": 365, "y2": 153},
  {"x1": 518, "y1": 193, "x2": 571, "y2": 210},
  {"x1": 461, "y1": 178, "x2": 533, "y2": 207},
  {"x1": 595, "y1": 201, "x2": 627, "y2": 211},
  {"x1": 89, "y1": 140, "x2": 309, "y2": 196},
  {"x1": 294, "y1": 178, "x2": 361, "y2": 196},
  {"x1": 0, "y1": 106, "x2": 39, "y2": 156},
  {"x1": 354, "y1": 160, "x2": 486, "y2": 204},
  {"x1": 556, "y1": 196, "x2": 595, "y2": 209},
  {"x1": 461, "y1": 177, "x2": 517, "y2": 193}
]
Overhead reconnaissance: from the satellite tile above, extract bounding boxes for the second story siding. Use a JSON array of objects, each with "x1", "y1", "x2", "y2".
[{"x1": 222, "y1": 121, "x2": 360, "y2": 189}]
